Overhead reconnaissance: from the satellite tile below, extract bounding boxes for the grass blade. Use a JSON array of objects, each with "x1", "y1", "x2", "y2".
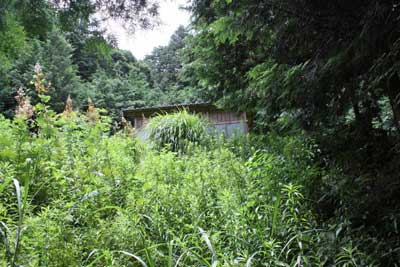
[
  {"x1": 246, "y1": 251, "x2": 259, "y2": 267},
  {"x1": 167, "y1": 240, "x2": 173, "y2": 267},
  {"x1": 271, "y1": 190, "x2": 281, "y2": 236},
  {"x1": 11, "y1": 179, "x2": 23, "y2": 267},
  {"x1": 0, "y1": 221, "x2": 12, "y2": 263},
  {"x1": 0, "y1": 175, "x2": 13, "y2": 194},
  {"x1": 174, "y1": 246, "x2": 199, "y2": 267},
  {"x1": 198, "y1": 227, "x2": 218, "y2": 267},
  {"x1": 119, "y1": 250, "x2": 148, "y2": 267}
]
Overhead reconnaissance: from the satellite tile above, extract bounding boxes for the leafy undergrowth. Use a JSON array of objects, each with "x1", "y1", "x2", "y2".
[{"x1": 0, "y1": 110, "x2": 377, "y2": 266}]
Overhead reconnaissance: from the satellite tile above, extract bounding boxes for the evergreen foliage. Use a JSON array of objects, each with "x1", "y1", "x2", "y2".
[
  {"x1": 145, "y1": 26, "x2": 187, "y2": 92},
  {"x1": 0, "y1": 0, "x2": 172, "y2": 118},
  {"x1": 182, "y1": 4, "x2": 400, "y2": 264}
]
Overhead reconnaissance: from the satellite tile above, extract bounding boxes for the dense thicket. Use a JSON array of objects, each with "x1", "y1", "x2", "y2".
[
  {"x1": 0, "y1": 90, "x2": 374, "y2": 265},
  {"x1": 185, "y1": 0, "x2": 400, "y2": 167},
  {"x1": 1, "y1": 0, "x2": 400, "y2": 265},
  {"x1": 181, "y1": 1, "x2": 400, "y2": 264}
]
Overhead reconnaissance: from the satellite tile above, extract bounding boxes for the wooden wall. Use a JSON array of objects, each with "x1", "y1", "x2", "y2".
[{"x1": 130, "y1": 109, "x2": 248, "y2": 136}]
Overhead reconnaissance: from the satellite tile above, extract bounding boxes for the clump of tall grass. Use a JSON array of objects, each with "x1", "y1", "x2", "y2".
[{"x1": 146, "y1": 109, "x2": 209, "y2": 152}]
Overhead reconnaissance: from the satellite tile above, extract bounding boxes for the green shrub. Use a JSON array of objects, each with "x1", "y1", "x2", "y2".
[{"x1": 146, "y1": 109, "x2": 209, "y2": 152}]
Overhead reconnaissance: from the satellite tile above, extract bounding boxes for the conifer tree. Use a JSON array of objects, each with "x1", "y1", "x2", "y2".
[{"x1": 39, "y1": 29, "x2": 83, "y2": 112}]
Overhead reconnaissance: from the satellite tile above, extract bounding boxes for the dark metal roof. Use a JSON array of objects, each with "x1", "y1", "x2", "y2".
[{"x1": 123, "y1": 103, "x2": 219, "y2": 117}]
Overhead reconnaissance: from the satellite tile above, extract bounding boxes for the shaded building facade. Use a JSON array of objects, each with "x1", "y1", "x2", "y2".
[{"x1": 122, "y1": 103, "x2": 249, "y2": 139}]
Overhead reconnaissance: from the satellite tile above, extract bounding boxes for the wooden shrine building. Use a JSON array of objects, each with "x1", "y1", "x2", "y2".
[{"x1": 122, "y1": 103, "x2": 249, "y2": 138}]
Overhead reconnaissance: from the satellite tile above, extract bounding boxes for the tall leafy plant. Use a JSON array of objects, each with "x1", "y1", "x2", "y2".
[{"x1": 146, "y1": 109, "x2": 209, "y2": 152}]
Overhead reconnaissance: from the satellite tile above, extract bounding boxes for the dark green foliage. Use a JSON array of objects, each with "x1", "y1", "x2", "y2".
[
  {"x1": 0, "y1": 0, "x2": 168, "y2": 118},
  {"x1": 145, "y1": 26, "x2": 187, "y2": 93},
  {"x1": 0, "y1": 12, "x2": 26, "y2": 65},
  {"x1": 183, "y1": 1, "x2": 400, "y2": 264},
  {"x1": 78, "y1": 50, "x2": 164, "y2": 119},
  {"x1": 186, "y1": 0, "x2": 400, "y2": 137},
  {"x1": 4, "y1": 30, "x2": 82, "y2": 114},
  {"x1": 52, "y1": 0, "x2": 159, "y2": 30},
  {"x1": 38, "y1": 29, "x2": 83, "y2": 112},
  {"x1": 0, "y1": 13, "x2": 26, "y2": 117},
  {"x1": 145, "y1": 26, "x2": 206, "y2": 105},
  {"x1": 18, "y1": 0, "x2": 55, "y2": 39},
  {"x1": 0, "y1": 0, "x2": 167, "y2": 118}
]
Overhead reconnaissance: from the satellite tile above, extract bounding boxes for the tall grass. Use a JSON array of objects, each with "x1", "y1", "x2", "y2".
[
  {"x1": 0, "y1": 106, "x2": 383, "y2": 266},
  {"x1": 0, "y1": 179, "x2": 24, "y2": 267},
  {"x1": 0, "y1": 111, "x2": 380, "y2": 267},
  {"x1": 0, "y1": 111, "x2": 381, "y2": 266},
  {"x1": 1, "y1": 66, "x2": 391, "y2": 266},
  {"x1": 146, "y1": 109, "x2": 209, "y2": 152}
]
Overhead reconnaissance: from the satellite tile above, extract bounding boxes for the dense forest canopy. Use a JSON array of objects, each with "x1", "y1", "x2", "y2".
[
  {"x1": 0, "y1": 0, "x2": 192, "y2": 119},
  {"x1": 1, "y1": 0, "x2": 400, "y2": 266},
  {"x1": 185, "y1": 0, "x2": 400, "y2": 216}
]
